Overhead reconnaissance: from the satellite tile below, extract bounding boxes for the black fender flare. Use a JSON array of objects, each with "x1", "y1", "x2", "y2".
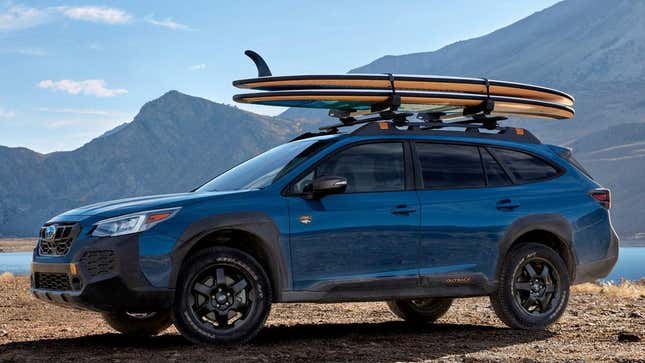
[
  {"x1": 496, "y1": 214, "x2": 577, "y2": 281},
  {"x1": 169, "y1": 212, "x2": 288, "y2": 298}
]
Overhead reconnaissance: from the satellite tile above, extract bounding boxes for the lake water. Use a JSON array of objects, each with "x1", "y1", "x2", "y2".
[{"x1": 1, "y1": 247, "x2": 643, "y2": 281}]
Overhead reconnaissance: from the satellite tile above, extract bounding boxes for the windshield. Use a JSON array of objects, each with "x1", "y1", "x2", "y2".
[{"x1": 196, "y1": 137, "x2": 336, "y2": 192}]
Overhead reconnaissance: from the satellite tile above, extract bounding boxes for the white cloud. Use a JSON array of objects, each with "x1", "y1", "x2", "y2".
[
  {"x1": 37, "y1": 79, "x2": 128, "y2": 97},
  {"x1": 188, "y1": 64, "x2": 206, "y2": 71},
  {"x1": 0, "y1": 5, "x2": 50, "y2": 30},
  {"x1": 88, "y1": 42, "x2": 103, "y2": 51},
  {"x1": 0, "y1": 106, "x2": 15, "y2": 118},
  {"x1": 0, "y1": 4, "x2": 131, "y2": 31},
  {"x1": 57, "y1": 6, "x2": 132, "y2": 24},
  {"x1": 1, "y1": 47, "x2": 48, "y2": 56},
  {"x1": 144, "y1": 15, "x2": 193, "y2": 30},
  {"x1": 35, "y1": 107, "x2": 123, "y2": 116}
]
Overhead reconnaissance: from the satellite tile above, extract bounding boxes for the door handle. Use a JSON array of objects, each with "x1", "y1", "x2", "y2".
[
  {"x1": 496, "y1": 199, "x2": 520, "y2": 211},
  {"x1": 391, "y1": 204, "x2": 417, "y2": 215}
]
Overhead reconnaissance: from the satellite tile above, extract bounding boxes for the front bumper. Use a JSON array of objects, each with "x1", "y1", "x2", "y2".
[{"x1": 31, "y1": 234, "x2": 173, "y2": 312}]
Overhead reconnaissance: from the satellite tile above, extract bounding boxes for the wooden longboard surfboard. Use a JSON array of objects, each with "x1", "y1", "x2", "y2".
[
  {"x1": 232, "y1": 89, "x2": 575, "y2": 120},
  {"x1": 233, "y1": 74, "x2": 574, "y2": 107}
]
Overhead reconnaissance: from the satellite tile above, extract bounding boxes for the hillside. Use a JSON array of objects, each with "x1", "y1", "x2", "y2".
[
  {"x1": 281, "y1": 0, "x2": 645, "y2": 237},
  {"x1": 569, "y1": 123, "x2": 645, "y2": 236},
  {"x1": 284, "y1": 0, "x2": 645, "y2": 142},
  {"x1": 0, "y1": 91, "x2": 303, "y2": 236}
]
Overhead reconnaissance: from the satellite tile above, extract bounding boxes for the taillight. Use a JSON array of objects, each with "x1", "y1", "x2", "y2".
[{"x1": 590, "y1": 188, "x2": 611, "y2": 209}]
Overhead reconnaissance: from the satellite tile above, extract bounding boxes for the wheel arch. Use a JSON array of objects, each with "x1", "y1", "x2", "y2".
[
  {"x1": 497, "y1": 214, "x2": 576, "y2": 281},
  {"x1": 170, "y1": 212, "x2": 288, "y2": 301}
]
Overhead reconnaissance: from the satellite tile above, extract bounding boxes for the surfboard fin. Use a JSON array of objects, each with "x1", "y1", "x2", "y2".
[{"x1": 244, "y1": 50, "x2": 272, "y2": 77}]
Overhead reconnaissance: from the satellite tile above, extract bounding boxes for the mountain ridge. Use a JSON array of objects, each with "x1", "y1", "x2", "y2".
[
  {"x1": 3, "y1": 0, "x2": 645, "y2": 237},
  {"x1": 0, "y1": 90, "x2": 304, "y2": 236}
]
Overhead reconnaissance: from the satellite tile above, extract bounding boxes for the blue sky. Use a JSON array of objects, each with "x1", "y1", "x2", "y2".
[{"x1": 0, "y1": 0, "x2": 561, "y2": 153}]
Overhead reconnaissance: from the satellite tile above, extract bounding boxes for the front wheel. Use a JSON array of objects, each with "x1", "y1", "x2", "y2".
[
  {"x1": 173, "y1": 247, "x2": 272, "y2": 344},
  {"x1": 102, "y1": 310, "x2": 172, "y2": 337},
  {"x1": 387, "y1": 298, "x2": 453, "y2": 324},
  {"x1": 490, "y1": 243, "x2": 570, "y2": 330}
]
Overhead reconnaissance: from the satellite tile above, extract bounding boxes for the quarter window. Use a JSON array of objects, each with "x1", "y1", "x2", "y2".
[
  {"x1": 415, "y1": 143, "x2": 485, "y2": 189},
  {"x1": 490, "y1": 148, "x2": 559, "y2": 183},
  {"x1": 293, "y1": 142, "x2": 406, "y2": 193},
  {"x1": 481, "y1": 148, "x2": 512, "y2": 187}
]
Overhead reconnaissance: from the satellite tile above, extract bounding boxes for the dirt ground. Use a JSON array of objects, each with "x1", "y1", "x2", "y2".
[{"x1": 0, "y1": 276, "x2": 642, "y2": 362}]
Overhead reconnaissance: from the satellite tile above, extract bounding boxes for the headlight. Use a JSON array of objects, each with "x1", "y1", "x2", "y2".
[{"x1": 91, "y1": 207, "x2": 181, "y2": 237}]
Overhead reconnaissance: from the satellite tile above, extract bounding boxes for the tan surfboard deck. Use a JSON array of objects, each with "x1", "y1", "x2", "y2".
[
  {"x1": 232, "y1": 89, "x2": 575, "y2": 120},
  {"x1": 233, "y1": 74, "x2": 574, "y2": 107}
]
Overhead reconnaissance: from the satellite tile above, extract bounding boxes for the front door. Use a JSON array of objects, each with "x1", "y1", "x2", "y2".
[{"x1": 286, "y1": 141, "x2": 420, "y2": 291}]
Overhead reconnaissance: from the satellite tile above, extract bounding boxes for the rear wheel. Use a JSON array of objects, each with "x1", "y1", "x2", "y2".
[
  {"x1": 173, "y1": 247, "x2": 272, "y2": 344},
  {"x1": 102, "y1": 310, "x2": 172, "y2": 337},
  {"x1": 387, "y1": 298, "x2": 453, "y2": 324},
  {"x1": 490, "y1": 243, "x2": 570, "y2": 330}
]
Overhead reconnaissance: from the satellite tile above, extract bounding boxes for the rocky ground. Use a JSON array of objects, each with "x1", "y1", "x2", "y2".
[{"x1": 0, "y1": 275, "x2": 642, "y2": 362}]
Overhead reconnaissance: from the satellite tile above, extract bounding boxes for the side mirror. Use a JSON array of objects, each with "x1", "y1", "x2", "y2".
[{"x1": 303, "y1": 176, "x2": 347, "y2": 199}]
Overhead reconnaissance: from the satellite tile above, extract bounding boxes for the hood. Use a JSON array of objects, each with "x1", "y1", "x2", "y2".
[{"x1": 55, "y1": 190, "x2": 244, "y2": 220}]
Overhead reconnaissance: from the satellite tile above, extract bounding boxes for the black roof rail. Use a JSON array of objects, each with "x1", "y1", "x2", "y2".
[
  {"x1": 349, "y1": 119, "x2": 542, "y2": 144},
  {"x1": 290, "y1": 110, "x2": 541, "y2": 144}
]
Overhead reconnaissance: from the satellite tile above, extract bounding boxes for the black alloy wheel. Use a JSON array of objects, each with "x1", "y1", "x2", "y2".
[
  {"x1": 512, "y1": 257, "x2": 560, "y2": 315},
  {"x1": 490, "y1": 242, "x2": 570, "y2": 330},
  {"x1": 173, "y1": 247, "x2": 272, "y2": 344},
  {"x1": 188, "y1": 264, "x2": 254, "y2": 330}
]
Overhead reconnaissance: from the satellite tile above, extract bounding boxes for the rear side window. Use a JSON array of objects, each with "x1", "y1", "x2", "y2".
[
  {"x1": 562, "y1": 152, "x2": 593, "y2": 179},
  {"x1": 490, "y1": 148, "x2": 559, "y2": 183},
  {"x1": 415, "y1": 143, "x2": 485, "y2": 189},
  {"x1": 309, "y1": 142, "x2": 406, "y2": 193},
  {"x1": 481, "y1": 148, "x2": 512, "y2": 187}
]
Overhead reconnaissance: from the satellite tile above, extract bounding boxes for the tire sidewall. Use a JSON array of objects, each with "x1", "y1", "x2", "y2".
[
  {"x1": 499, "y1": 243, "x2": 570, "y2": 329},
  {"x1": 387, "y1": 298, "x2": 453, "y2": 324},
  {"x1": 173, "y1": 247, "x2": 272, "y2": 344},
  {"x1": 102, "y1": 310, "x2": 172, "y2": 336}
]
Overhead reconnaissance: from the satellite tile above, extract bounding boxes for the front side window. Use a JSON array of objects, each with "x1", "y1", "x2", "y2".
[
  {"x1": 293, "y1": 142, "x2": 406, "y2": 193},
  {"x1": 416, "y1": 143, "x2": 485, "y2": 189},
  {"x1": 196, "y1": 138, "x2": 335, "y2": 192},
  {"x1": 490, "y1": 148, "x2": 559, "y2": 183}
]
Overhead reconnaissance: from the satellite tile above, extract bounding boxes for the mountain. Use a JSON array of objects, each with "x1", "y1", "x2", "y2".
[
  {"x1": 3, "y1": 0, "x2": 645, "y2": 238},
  {"x1": 0, "y1": 91, "x2": 306, "y2": 236},
  {"x1": 284, "y1": 0, "x2": 645, "y2": 143},
  {"x1": 281, "y1": 0, "x2": 645, "y2": 238},
  {"x1": 569, "y1": 124, "x2": 645, "y2": 237}
]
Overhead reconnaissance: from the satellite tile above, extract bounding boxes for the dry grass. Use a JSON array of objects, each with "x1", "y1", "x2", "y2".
[
  {"x1": 0, "y1": 272, "x2": 15, "y2": 283},
  {"x1": 572, "y1": 279, "x2": 645, "y2": 298}
]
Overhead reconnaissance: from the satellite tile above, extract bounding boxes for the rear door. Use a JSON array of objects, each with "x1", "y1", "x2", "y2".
[
  {"x1": 414, "y1": 142, "x2": 516, "y2": 281},
  {"x1": 286, "y1": 141, "x2": 420, "y2": 292},
  {"x1": 415, "y1": 141, "x2": 564, "y2": 281}
]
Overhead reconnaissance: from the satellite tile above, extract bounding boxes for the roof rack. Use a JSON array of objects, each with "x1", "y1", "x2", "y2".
[
  {"x1": 289, "y1": 110, "x2": 541, "y2": 144},
  {"x1": 349, "y1": 118, "x2": 542, "y2": 144}
]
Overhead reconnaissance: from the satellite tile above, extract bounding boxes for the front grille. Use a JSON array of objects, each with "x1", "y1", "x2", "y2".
[
  {"x1": 34, "y1": 272, "x2": 71, "y2": 291},
  {"x1": 38, "y1": 224, "x2": 78, "y2": 256},
  {"x1": 80, "y1": 250, "x2": 116, "y2": 277}
]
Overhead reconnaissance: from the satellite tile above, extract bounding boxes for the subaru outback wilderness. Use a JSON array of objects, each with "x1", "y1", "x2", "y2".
[{"x1": 31, "y1": 118, "x2": 618, "y2": 344}]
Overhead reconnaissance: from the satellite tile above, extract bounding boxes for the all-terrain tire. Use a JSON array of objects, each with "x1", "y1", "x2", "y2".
[
  {"x1": 102, "y1": 310, "x2": 172, "y2": 336},
  {"x1": 490, "y1": 243, "x2": 570, "y2": 330},
  {"x1": 387, "y1": 298, "x2": 453, "y2": 324},
  {"x1": 173, "y1": 247, "x2": 272, "y2": 345}
]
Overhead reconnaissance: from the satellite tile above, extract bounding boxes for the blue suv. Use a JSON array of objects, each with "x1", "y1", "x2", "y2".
[{"x1": 31, "y1": 119, "x2": 618, "y2": 344}]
